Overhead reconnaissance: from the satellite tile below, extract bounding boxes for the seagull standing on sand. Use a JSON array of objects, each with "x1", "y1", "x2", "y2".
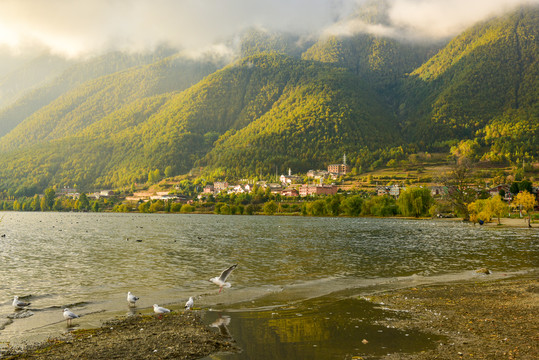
[
  {"x1": 63, "y1": 308, "x2": 79, "y2": 326},
  {"x1": 153, "y1": 304, "x2": 171, "y2": 314},
  {"x1": 210, "y1": 264, "x2": 237, "y2": 293},
  {"x1": 127, "y1": 291, "x2": 139, "y2": 307},
  {"x1": 185, "y1": 297, "x2": 194, "y2": 310},
  {"x1": 12, "y1": 296, "x2": 31, "y2": 309}
]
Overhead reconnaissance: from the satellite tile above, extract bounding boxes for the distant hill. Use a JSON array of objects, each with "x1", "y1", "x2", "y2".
[
  {"x1": 400, "y1": 6, "x2": 538, "y2": 158},
  {"x1": 0, "y1": 48, "x2": 177, "y2": 139},
  {"x1": 0, "y1": 53, "x2": 224, "y2": 151},
  {"x1": 0, "y1": 6, "x2": 537, "y2": 195},
  {"x1": 0, "y1": 53, "x2": 398, "y2": 194},
  {"x1": 0, "y1": 53, "x2": 72, "y2": 109}
]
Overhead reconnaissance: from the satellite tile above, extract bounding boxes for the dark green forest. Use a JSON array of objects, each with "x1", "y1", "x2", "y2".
[{"x1": 0, "y1": 6, "x2": 537, "y2": 195}]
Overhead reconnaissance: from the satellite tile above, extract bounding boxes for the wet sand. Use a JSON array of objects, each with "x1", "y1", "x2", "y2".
[
  {"x1": 3, "y1": 273, "x2": 537, "y2": 360},
  {"x1": 374, "y1": 272, "x2": 539, "y2": 360},
  {"x1": 2, "y1": 311, "x2": 237, "y2": 359}
]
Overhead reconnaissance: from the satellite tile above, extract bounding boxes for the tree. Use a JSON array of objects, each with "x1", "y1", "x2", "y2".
[
  {"x1": 361, "y1": 195, "x2": 397, "y2": 216},
  {"x1": 180, "y1": 204, "x2": 195, "y2": 213},
  {"x1": 263, "y1": 200, "x2": 278, "y2": 215},
  {"x1": 438, "y1": 161, "x2": 476, "y2": 221},
  {"x1": 326, "y1": 195, "x2": 342, "y2": 216},
  {"x1": 518, "y1": 180, "x2": 533, "y2": 193},
  {"x1": 512, "y1": 191, "x2": 536, "y2": 228},
  {"x1": 40, "y1": 197, "x2": 48, "y2": 212},
  {"x1": 44, "y1": 188, "x2": 55, "y2": 210},
  {"x1": 488, "y1": 195, "x2": 508, "y2": 225},
  {"x1": 309, "y1": 200, "x2": 327, "y2": 216},
  {"x1": 78, "y1": 193, "x2": 90, "y2": 211},
  {"x1": 467, "y1": 199, "x2": 491, "y2": 224},
  {"x1": 510, "y1": 182, "x2": 520, "y2": 195},
  {"x1": 164, "y1": 166, "x2": 173, "y2": 178},
  {"x1": 398, "y1": 187, "x2": 433, "y2": 217},
  {"x1": 341, "y1": 195, "x2": 363, "y2": 216},
  {"x1": 450, "y1": 139, "x2": 480, "y2": 163}
]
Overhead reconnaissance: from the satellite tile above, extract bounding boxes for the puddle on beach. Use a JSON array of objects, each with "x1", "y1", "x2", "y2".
[{"x1": 202, "y1": 296, "x2": 443, "y2": 360}]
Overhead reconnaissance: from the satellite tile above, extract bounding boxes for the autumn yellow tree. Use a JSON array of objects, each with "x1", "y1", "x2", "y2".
[
  {"x1": 512, "y1": 191, "x2": 536, "y2": 228},
  {"x1": 488, "y1": 195, "x2": 509, "y2": 225},
  {"x1": 468, "y1": 199, "x2": 490, "y2": 224},
  {"x1": 467, "y1": 195, "x2": 509, "y2": 225}
]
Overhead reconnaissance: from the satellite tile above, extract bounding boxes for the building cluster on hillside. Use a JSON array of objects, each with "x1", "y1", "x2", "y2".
[
  {"x1": 51, "y1": 155, "x2": 539, "y2": 208},
  {"x1": 196, "y1": 157, "x2": 353, "y2": 199}
]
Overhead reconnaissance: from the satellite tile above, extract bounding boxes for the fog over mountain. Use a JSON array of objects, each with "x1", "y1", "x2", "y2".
[{"x1": 0, "y1": 0, "x2": 536, "y2": 58}]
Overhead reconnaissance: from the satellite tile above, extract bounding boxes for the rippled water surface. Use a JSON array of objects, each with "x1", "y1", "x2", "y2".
[{"x1": 0, "y1": 212, "x2": 537, "y2": 357}]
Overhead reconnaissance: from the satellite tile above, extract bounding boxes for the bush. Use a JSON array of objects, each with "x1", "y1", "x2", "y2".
[
  {"x1": 361, "y1": 196, "x2": 397, "y2": 216},
  {"x1": 180, "y1": 204, "x2": 195, "y2": 213}
]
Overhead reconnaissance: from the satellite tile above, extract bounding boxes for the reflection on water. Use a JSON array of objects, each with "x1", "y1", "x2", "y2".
[
  {"x1": 0, "y1": 212, "x2": 537, "y2": 357},
  {"x1": 203, "y1": 296, "x2": 443, "y2": 360}
]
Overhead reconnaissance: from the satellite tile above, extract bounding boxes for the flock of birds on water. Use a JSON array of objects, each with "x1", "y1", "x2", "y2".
[{"x1": 11, "y1": 264, "x2": 238, "y2": 326}]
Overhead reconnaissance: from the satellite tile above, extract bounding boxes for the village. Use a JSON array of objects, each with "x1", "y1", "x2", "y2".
[{"x1": 44, "y1": 154, "x2": 539, "y2": 216}]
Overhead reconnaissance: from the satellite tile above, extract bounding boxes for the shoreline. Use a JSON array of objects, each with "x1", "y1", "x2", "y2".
[
  {"x1": 2, "y1": 311, "x2": 237, "y2": 360},
  {"x1": 3, "y1": 272, "x2": 537, "y2": 359},
  {"x1": 373, "y1": 271, "x2": 539, "y2": 359}
]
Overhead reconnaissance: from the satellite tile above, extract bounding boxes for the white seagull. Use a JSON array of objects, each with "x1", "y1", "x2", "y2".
[
  {"x1": 210, "y1": 264, "x2": 237, "y2": 293},
  {"x1": 12, "y1": 296, "x2": 31, "y2": 309},
  {"x1": 63, "y1": 308, "x2": 79, "y2": 326},
  {"x1": 153, "y1": 304, "x2": 171, "y2": 314},
  {"x1": 127, "y1": 291, "x2": 139, "y2": 307},
  {"x1": 184, "y1": 297, "x2": 194, "y2": 310}
]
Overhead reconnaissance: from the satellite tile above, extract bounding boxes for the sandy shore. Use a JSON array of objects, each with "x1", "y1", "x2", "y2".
[
  {"x1": 374, "y1": 272, "x2": 539, "y2": 360},
  {"x1": 2, "y1": 311, "x2": 237, "y2": 359},
  {"x1": 431, "y1": 216, "x2": 538, "y2": 229},
  {"x1": 3, "y1": 273, "x2": 537, "y2": 360}
]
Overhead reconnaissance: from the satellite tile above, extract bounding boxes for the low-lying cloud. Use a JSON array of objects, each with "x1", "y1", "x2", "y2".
[{"x1": 0, "y1": 0, "x2": 536, "y2": 58}]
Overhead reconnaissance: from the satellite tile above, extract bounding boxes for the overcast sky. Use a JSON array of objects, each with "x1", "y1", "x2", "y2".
[{"x1": 0, "y1": 0, "x2": 536, "y2": 58}]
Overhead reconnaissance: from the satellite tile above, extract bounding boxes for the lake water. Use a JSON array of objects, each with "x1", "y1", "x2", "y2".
[{"x1": 0, "y1": 212, "x2": 537, "y2": 358}]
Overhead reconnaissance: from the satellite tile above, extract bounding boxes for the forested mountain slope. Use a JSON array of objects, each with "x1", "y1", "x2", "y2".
[
  {"x1": 0, "y1": 53, "x2": 72, "y2": 110},
  {"x1": 0, "y1": 6, "x2": 537, "y2": 195},
  {"x1": 0, "y1": 54, "x2": 223, "y2": 151},
  {"x1": 0, "y1": 48, "x2": 176, "y2": 139},
  {"x1": 400, "y1": 6, "x2": 538, "y2": 159},
  {"x1": 0, "y1": 54, "x2": 397, "y2": 193}
]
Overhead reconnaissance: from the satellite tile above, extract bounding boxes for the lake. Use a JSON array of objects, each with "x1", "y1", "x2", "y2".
[{"x1": 0, "y1": 212, "x2": 537, "y2": 358}]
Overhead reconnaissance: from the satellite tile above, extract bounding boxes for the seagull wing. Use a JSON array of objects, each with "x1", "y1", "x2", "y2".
[{"x1": 218, "y1": 264, "x2": 237, "y2": 282}]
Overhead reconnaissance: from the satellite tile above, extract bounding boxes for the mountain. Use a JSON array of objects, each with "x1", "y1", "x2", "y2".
[
  {"x1": 0, "y1": 48, "x2": 177, "y2": 139},
  {"x1": 400, "y1": 6, "x2": 538, "y2": 155},
  {"x1": 0, "y1": 53, "x2": 72, "y2": 109},
  {"x1": 0, "y1": 6, "x2": 537, "y2": 195},
  {"x1": 0, "y1": 53, "x2": 398, "y2": 194},
  {"x1": 0, "y1": 53, "x2": 225, "y2": 151}
]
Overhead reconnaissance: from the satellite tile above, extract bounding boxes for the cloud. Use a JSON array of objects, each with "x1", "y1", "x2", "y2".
[
  {"x1": 386, "y1": 0, "x2": 539, "y2": 39},
  {"x1": 0, "y1": 0, "x2": 536, "y2": 58}
]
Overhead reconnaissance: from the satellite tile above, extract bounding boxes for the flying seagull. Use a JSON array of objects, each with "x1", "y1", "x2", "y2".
[
  {"x1": 153, "y1": 304, "x2": 171, "y2": 314},
  {"x1": 185, "y1": 297, "x2": 194, "y2": 310},
  {"x1": 210, "y1": 264, "x2": 237, "y2": 293},
  {"x1": 127, "y1": 291, "x2": 139, "y2": 307},
  {"x1": 12, "y1": 296, "x2": 31, "y2": 309},
  {"x1": 63, "y1": 308, "x2": 79, "y2": 326}
]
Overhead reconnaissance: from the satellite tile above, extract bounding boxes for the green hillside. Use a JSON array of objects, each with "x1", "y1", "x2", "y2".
[
  {"x1": 0, "y1": 53, "x2": 72, "y2": 109},
  {"x1": 0, "y1": 48, "x2": 176, "y2": 139},
  {"x1": 401, "y1": 6, "x2": 538, "y2": 159},
  {"x1": 0, "y1": 54, "x2": 397, "y2": 194},
  {"x1": 0, "y1": 6, "x2": 537, "y2": 195},
  {"x1": 0, "y1": 54, "x2": 223, "y2": 151}
]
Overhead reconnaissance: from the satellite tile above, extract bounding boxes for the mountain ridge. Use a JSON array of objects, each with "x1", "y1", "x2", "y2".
[{"x1": 0, "y1": 6, "x2": 536, "y2": 194}]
